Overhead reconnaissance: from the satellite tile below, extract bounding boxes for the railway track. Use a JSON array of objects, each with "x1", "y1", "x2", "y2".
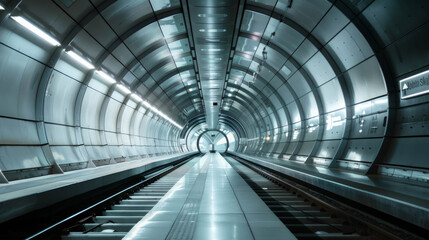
[
  {"x1": 23, "y1": 155, "x2": 201, "y2": 240},
  {"x1": 225, "y1": 154, "x2": 424, "y2": 240},
  {"x1": 5, "y1": 152, "x2": 425, "y2": 239}
]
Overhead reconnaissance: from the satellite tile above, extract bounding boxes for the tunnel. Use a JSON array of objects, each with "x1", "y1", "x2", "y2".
[{"x1": 0, "y1": 0, "x2": 428, "y2": 239}]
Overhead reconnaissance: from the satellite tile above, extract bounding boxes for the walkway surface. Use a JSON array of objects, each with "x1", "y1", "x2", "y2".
[
  {"x1": 124, "y1": 152, "x2": 295, "y2": 240},
  {"x1": 0, "y1": 152, "x2": 196, "y2": 223}
]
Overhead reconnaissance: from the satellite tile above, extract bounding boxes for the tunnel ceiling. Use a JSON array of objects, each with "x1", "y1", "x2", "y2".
[{"x1": 1, "y1": 0, "x2": 429, "y2": 183}]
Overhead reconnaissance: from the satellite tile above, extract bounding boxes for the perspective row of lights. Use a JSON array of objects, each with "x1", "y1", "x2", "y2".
[{"x1": 10, "y1": 15, "x2": 182, "y2": 129}]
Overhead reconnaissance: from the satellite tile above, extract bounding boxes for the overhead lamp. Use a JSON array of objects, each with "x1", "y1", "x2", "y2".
[
  {"x1": 116, "y1": 84, "x2": 131, "y2": 94},
  {"x1": 142, "y1": 101, "x2": 151, "y2": 108},
  {"x1": 96, "y1": 70, "x2": 116, "y2": 84},
  {"x1": 66, "y1": 51, "x2": 94, "y2": 69},
  {"x1": 199, "y1": 28, "x2": 226, "y2": 33},
  {"x1": 201, "y1": 48, "x2": 222, "y2": 52},
  {"x1": 0, "y1": 5, "x2": 4, "y2": 10},
  {"x1": 151, "y1": 107, "x2": 160, "y2": 114},
  {"x1": 10, "y1": 16, "x2": 61, "y2": 46},
  {"x1": 139, "y1": 100, "x2": 182, "y2": 129},
  {"x1": 262, "y1": 47, "x2": 268, "y2": 60},
  {"x1": 131, "y1": 93, "x2": 142, "y2": 102},
  {"x1": 257, "y1": 62, "x2": 263, "y2": 73},
  {"x1": 252, "y1": 71, "x2": 258, "y2": 83}
]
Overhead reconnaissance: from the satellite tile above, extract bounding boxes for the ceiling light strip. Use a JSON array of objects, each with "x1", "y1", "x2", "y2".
[
  {"x1": 11, "y1": 16, "x2": 61, "y2": 46},
  {"x1": 66, "y1": 50, "x2": 95, "y2": 69},
  {"x1": 10, "y1": 15, "x2": 182, "y2": 130}
]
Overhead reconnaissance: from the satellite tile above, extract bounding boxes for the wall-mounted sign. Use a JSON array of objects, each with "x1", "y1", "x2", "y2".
[{"x1": 400, "y1": 70, "x2": 429, "y2": 99}]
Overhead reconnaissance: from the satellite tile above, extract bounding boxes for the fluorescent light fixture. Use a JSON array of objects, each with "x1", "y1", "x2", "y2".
[
  {"x1": 201, "y1": 48, "x2": 222, "y2": 52},
  {"x1": 142, "y1": 101, "x2": 151, "y2": 108},
  {"x1": 96, "y1": 70, "x2": 116, "y2": 84},
  {"x1": 140, "y1": 100, "x2": 182, "y2": 129},
  {"x1": 131, "y1": 93, "x2": 142, "y2": 102},
  {"x1": 11, "y1": 16, "x2": 61, "y2": 46},
  {"x1": 151, "y1": 107, "x2": 160, "y2": 114},
  {"x1": 116, "y1": 84, "x2": 131, "y2": 94},
  {"x1": 0, "y1": 5, "x2": 4, "y2": 10},
  {"x1": 199, "y1": 28, "x2": 226, "y2": 33},
  {"x1": 205, "y1": 38, "x2": 221, "y2": 42},
  {"x1": 66, "y1": 51, "x2": 94, "y2": 69}
]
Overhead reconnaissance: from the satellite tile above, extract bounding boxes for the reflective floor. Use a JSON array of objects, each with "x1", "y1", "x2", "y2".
[{"x1": 124, "y1": 153, "x2": 295, "y2": 240}]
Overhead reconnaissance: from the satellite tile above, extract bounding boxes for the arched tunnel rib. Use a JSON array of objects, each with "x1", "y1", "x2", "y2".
[{"x1": 0, "y1": 0, "x2": 428, "y2": 238}]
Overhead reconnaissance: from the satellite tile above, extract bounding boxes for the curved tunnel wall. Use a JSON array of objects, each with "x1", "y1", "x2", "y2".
[
  {"x1": 219, "y1": 0, "x2": 429, "y2": 181},
  {"x1": 0, "y1": 0, "x2": 188, "y2": 182},
  {"x1": 225, "y1": 0, "x2": 388, "y2": 174},
  {"x1": 0, "y1": 0, "x2": 428, "y2": 186}
]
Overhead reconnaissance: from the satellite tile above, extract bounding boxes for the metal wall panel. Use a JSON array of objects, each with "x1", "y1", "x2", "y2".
[
  {"x1": 84, "y1": 15, "x2": 117, "y2": 47},
  {"x1": 312, "y1": 6, "x2": 348, "y2": 45},
  {"x1": 303, "y1": 52, "x2": 336, "y2": 86},
  {"x1": 0, "y1": 146, "x2": 49, "y2": 170},
  {"x1": 318, "y1": 79, "x2": 345, "y2": 112},
  {"x1": 292, "y1": 39, "x2": 318, "y2": 65},
  {"x1": 104, "y1": 100, "x2": 122, "y2": 132},
  {"x1": 241, "y1": 10, "x2": 270, "y2": 36},
  {"x1": 297, "y1": 141, "x2": 315, "y2": 156},
  {"x1": 124, "y1": 23, "x2": 163, "y2": 54},
  {"x1": 313, "y1": 140, "x2": 341, "y2": 159},
  {"x1": 101, "y1": 0, "x2": 152, "y2": 35},
  {"x1": 44, "y1": 72, "x2": 81, "y2": 125},
  {"x1": 71, "y1": 30, "x2": 104, "y2": 60},
  {"x1": 0, "y1": 45, "x2": 44, "y2": 119},
  {"x1": 288, "y1": 72, "x2": 310, "y2": 97},
  {"x1": 105, "y1": 131, "x2": 119, "y2": 145},
  {"x1": 51, "y1": 146, "x2": 88, "y2": 164},
  {"x1": 80, "y1": 88, "x2": 105, "y2": 129},
  {"x1": 270, "y1": 21, "x2": 303, "y2": 54},
  {"x1": 303, "y1": 117, "x2": 320, "y2": 141},
  {"x1": 344, "y1": 56, "x2": 386, "y2": 104},
  {"x1": 326, "y1": 23, "x2": 373, "y2": 71},
  {"x1": 45, "y1": 124, "x2": 78, "y2": 145},
  {"x1": 363, "y1": 0, "x2": 429, "y2": 47},
  {"x1": 384, "y1": 22, "x2": 429, "y2": 78},
  {"x1": 0, "y1": 118, "x2": 39, "y2": 145},
  {"x1": 85, "y1": 146, "x2": 111, "y2": 160},
  {"x1": 286, "y1": 101, "x2": 301, "y2": 124},
  {"x1": 322, "y1": 109, "x2": 346, "y2": 140},
  {"x1": 299, "y1": 93, "x2": 319, "y2": 119},
  {"x1": 383, "y1": 137, "x2": 429, "y2": 169},
  {"x1": 341, "y1": 138, "x2": 382, "y2": 163},
  {"x1": 120, "y1": 105, "x2": 135, "y2": 134}
]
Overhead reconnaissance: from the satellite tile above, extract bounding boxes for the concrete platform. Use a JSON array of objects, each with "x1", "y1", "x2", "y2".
[
  {"x1": 0, "y1": 152, "x2": 197, "y2": 223},
  {"x1": 124, "y1": 152, "x2": 296, "y2": 240}
]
